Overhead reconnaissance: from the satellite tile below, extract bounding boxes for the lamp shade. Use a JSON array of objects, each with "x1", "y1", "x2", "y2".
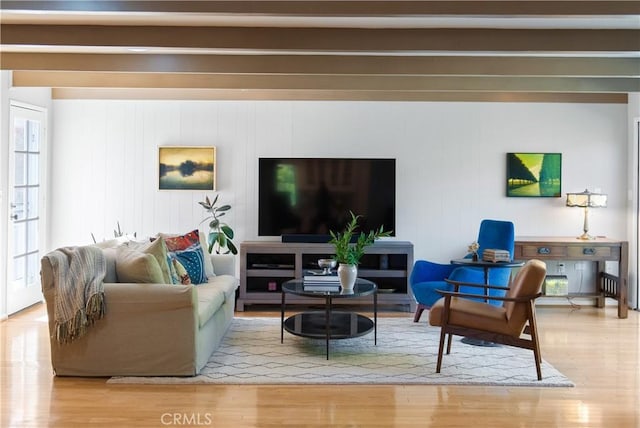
[{"x1": 566, "y1": 189, "x2": 607, "y2": 208}]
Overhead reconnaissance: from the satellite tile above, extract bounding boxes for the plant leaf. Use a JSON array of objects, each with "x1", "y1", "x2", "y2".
[
  {"x1": 227, "y1": 240, "x2": 238, "y2": 255},
  {"x1": 216, "y1": 233, "x2": 227, "y2": 247},
  {"x1": 215, "y1": 205, "x2": 231, "y2": 212},
  {"x1": 209, "y1": 231, "x2": 219, "y2": 248},
  {"x1": 209, "y1": 219, "x2": 220, "y2": 229},
  {"x1": 221, "y1": 225, "x2": 234, "y2": 239}
]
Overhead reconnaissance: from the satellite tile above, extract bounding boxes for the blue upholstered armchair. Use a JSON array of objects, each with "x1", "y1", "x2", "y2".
[{"x1": 410, "y1": 219, "x2": 515, "y2": 322}]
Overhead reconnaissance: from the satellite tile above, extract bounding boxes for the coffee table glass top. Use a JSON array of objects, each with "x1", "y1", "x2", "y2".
[{"x1": 282, "y1": 278, "x2": 376, "y2": 298}]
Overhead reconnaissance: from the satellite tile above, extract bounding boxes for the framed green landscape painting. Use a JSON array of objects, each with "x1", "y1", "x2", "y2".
[{"x1": 506, "y1": 153, "x2": 561, "y2": 197}]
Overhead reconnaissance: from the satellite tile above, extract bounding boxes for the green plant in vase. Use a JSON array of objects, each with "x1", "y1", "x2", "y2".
[
  {"x1": 329, "y1": 211, "x2": 392, "y2": 290},
  {"x1": 198, "y1": 194, "x2": 237, "y2": 255}
]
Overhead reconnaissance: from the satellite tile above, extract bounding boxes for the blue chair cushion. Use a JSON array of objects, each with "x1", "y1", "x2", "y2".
[{"x1": 411, "y1": 280, "x2": 452, "y2": 308}]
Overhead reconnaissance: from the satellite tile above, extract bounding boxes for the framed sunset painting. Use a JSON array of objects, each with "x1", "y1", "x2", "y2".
[{"x1": 158, "y1": 146, "x2": 216, "y2": 190}]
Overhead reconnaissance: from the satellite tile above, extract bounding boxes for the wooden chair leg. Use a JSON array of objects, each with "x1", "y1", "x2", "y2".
[
  {"x1": 528, "y1": 303, "x2": 543, "y2": 381},
  {"x1": 436, "y1": 327, "x2": 447, "y2": 373},
  {"x1": 413, "y1": 304, "x2": 427, "y2": 322},
  {"x1": 446, "y1": 333, "x2": 452, "y2": 355}
]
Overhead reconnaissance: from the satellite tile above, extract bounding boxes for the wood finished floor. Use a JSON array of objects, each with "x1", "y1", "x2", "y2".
[{"x1": 1, "y1": 303, "x2": 639, "y2": 428}]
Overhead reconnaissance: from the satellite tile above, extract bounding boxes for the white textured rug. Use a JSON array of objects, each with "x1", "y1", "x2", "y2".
[{"x1": 109, "y1": 317, "x2": 573, "y2": 387}]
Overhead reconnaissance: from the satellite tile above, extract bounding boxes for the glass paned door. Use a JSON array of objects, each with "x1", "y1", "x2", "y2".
[{"x1": 7, "y1": 103, "x2": 46, "y2": 315}]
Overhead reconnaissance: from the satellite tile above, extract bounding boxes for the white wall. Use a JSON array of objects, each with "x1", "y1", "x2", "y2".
[{"x1": 49, "y1": 100, "x2": 629, "y2": 290}]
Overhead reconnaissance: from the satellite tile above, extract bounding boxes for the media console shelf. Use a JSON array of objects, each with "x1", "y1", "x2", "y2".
[{"x1": 238, "y1": 241, "x2": 414, "y2": 311}]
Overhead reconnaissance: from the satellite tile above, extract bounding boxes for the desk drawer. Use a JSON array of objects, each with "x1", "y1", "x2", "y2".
[
  {"x1": 520, "y1": 245, "x2": 567, "y2": 258},
  {"x1": 567, "y1": 246, "x2": 612, "y2": 258}
]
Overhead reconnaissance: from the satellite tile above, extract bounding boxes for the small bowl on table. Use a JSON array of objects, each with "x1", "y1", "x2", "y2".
[{"x1": 317, "y1": 259, "x2": 337, "y2": 275}]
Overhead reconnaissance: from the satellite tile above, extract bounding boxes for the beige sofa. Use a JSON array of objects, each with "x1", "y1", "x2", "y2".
[{"x1": 41, "y1": 252, "x2": 238, "y2": 377}]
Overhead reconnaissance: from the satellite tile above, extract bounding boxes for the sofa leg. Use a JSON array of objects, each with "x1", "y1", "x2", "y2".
[{"x1": 413, "y1": 304, "x2": 427, "y2": 322}]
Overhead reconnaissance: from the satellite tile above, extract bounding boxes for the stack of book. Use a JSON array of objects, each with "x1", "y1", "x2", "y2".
[
  {"x1": 303, "y1": 271, "x2": 341, "y2": 291},
  {"x1": 482, "y1": 249, "x2": 511, "y2": 262}
]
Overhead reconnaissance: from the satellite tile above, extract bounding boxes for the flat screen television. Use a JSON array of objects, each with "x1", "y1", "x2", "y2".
[{"x1": 258, "y1": 158, "x2": 396, "y2": 241}]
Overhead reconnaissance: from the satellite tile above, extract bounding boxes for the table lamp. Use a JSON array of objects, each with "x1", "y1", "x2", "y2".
[{"x1": 566, "y1": 189, "x2": 607, "y2": 240}]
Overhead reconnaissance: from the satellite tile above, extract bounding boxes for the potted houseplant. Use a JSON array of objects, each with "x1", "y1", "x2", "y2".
[
  {"x1": 198, "y1": 194, "x2": 238, "y2": 255},
  {"x1": 329, "y1": 211, "x2": 392, "y2": 290}
]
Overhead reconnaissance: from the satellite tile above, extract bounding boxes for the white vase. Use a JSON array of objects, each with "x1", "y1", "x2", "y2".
[{"x1": 338, "y1": 263, "x2": 358, "y2": 291}]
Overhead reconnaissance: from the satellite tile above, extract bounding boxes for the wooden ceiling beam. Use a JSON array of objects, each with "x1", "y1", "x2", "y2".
[
  {"x1": 2, "y1": 1, "x2": 639, "y2": 16},
  {"x1": 13, "y1": 71, "x2": 639, "y2": 92},
  {"x1": 3, "y1": 53, "x2": 639, "y2": 77},
  {"x1": 50, "y1": 88, "x2": 628, "y2": 103},
  {"x1": 3, "y1": 25, "x2": 638, "y2": 53}
]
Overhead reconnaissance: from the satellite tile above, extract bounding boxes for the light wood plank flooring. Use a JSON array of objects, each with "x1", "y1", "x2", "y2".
[{"x1": 1, "y1": 303, "x2": 638, "y2": 427}]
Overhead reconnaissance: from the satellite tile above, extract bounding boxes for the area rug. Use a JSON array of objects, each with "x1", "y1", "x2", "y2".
[{"x1": 108, "y1": 317, "x2": 574, "y2": 387}]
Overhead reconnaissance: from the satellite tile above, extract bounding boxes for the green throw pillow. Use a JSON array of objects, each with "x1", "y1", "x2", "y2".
[
  {"x1": 115, "y1": 247, "x2": 165, "y2": 283},
  {"x1": 125, "y1": 237, "x2": 172, "y2": 284}
]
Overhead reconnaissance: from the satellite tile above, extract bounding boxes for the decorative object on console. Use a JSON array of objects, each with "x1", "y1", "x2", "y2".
[
  {"x1": 506, "y1": 153, "x2": 561, "y2": 197},
  {"x1": 198, "y1": 194, "x2": 237, "y2": 255},
  {"x1": 329, "y1": 211, "x2": 392, "y2": 291},
  {"x1": 159, "y1": 146, "x2": 216, "y2": 191},
  {"x1": 566, "y1": 189, "x2": 608, "y2": 240},
  {"x1": 468, "y1": 241, "x2": 480, "y2": 261}
]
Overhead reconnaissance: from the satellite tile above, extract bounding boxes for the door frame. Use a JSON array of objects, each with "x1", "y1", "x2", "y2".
[{"x1": 4, "y1": 100, "x2": 48, "y2": 316}]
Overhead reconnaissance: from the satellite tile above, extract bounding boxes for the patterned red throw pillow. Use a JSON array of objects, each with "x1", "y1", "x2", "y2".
[{"x1": 164, "y1": 229, "x2": 200, "y2": 252}]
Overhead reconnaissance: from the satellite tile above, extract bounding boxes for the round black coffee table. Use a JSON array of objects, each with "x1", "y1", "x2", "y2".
[{"x1": 281, "y1": 278, "x2": 377, "y2": 360}]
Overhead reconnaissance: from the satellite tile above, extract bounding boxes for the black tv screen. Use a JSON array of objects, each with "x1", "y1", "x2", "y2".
[{"x1": 258, "y1": 158, "x2": 396, "y2": 240}]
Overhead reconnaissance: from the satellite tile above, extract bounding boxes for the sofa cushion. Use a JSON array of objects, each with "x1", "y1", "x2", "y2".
[
  {"x1": 206, "y1": 274, "x2": 238, "y2": 300},
  {"x1": 124, "y1": 238, "x2": 173, "y2": 284},
  {"x1": 101, "y1": 247, "x2": 119, "y2": 283},
  {"x1": 195, "y1": 284, "x2": 226, "y2": 328},
  {"x1": 116, "y1": 247, "x2": 165, "y2": 283}
]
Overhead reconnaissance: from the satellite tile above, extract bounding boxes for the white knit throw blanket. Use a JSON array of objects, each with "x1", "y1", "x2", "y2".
[{"x1": 45, "y1": 246, "x2": 106, "y2": 344}]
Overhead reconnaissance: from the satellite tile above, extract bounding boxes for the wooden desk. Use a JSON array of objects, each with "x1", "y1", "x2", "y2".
[{"x1": 514, "y1": 237, "x2": 628, "y2": 319}]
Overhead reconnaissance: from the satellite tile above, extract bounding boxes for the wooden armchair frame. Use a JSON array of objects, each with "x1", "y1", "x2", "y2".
[{"x1": 432, "y1": 268, "x2": 545, "y2": 380}]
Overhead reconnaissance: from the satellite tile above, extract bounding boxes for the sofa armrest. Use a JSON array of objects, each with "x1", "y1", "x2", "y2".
[{"x1": 210, "y1": 254, "x2": 235, "y2": 276}]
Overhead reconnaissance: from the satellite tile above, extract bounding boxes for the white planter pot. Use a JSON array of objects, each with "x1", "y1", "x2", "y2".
[{"x1": 338, "y1": 263, "x2": 358, "y2": 291}]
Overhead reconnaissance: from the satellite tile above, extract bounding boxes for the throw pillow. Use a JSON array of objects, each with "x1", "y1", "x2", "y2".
[
  {"x1": 158, "y1": 229, "x2": 215, "y2": 277},
  {"x1": 125, "y1": 237, "x2": 172, "y2": 284},
  {"x1": 163, "y1": 229, "x2": 199, "y2": 252},
  {"x1": 115, "y1": 247, "x2": 165, "y2": 283},
  {"x1": 172, "y1": 247, "x2": 208, "y2": 284},
  {"x1": 172, "y1": 258, "x2": 192, "y2": 285}
]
